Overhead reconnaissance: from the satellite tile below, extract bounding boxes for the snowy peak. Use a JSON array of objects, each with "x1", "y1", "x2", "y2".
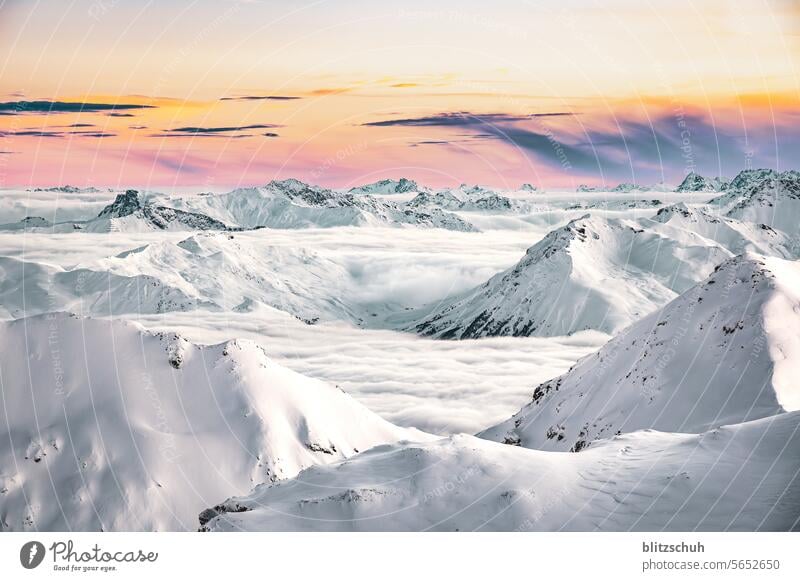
[
  {"x1": 264, "y1": 178, "x2": 339, "y2": 206},
  {"x1": 160, "y1": 181, "x2": 474, "y2": 231},
  {"x1": 0, "y1": 313, "x2": 427, "y2": 531},
  {"x1": 349, "y1": 178, "x2": 422, "y2": 195},
  {"x1": 480, "y1": 253, "x2": 800, "y2": 452},
  {"x1": 408, "y1": 184, "x2": 514, "y2": 212},
  {"x1": 97, "y1": 189, "x2": 142, "y2": 218},
  {"x1": 90, "y1": 189, "x2": 229, "y2": 232},
  {"x1": 409, "y1": 214, "x2": 728, "y2": 338},
  {"x1": 727, "y1": 168, "x2": 781, "y2": 192},
  {"x1": 721, "y1": 170, "x2": 800, "y2": 236},
  {"x1": 675, "y1": 172, "x2": 729, "y2": 192},
  {"x1": 652, "y1": 202, "x2": 718, "y2": 224}
]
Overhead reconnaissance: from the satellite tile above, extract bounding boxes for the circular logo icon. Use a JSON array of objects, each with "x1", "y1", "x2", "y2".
[{"x1": 20, "y1": 541, "x2": 46, "y2": 569}]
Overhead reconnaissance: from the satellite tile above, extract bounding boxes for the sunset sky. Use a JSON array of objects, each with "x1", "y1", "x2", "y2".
[{"x1": 1, "y1": 0, "x2": 798, "y2": 189}]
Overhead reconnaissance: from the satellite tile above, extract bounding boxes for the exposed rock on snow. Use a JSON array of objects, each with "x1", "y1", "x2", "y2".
[
  {"x1": 202, "y1": 413, "x2": 800, "y2": 531},
  {"x1": 348, "y1": 178, "x2": 423, "y2": 195},
  {"x1": 87, "y1": 190, "x2": 230, "y2": 232},
  {"x1": 0, "y1": 313, "x2": 427, "y2": 531},
  {"x1": 722, "y1": 171, "x2": 800, "y2": 237},
  {"x1": 479, "y1": 254, "x2": 800, "y2": 451},
  {"x1": 675, "y1": 172, "x2": 729, "y2": 193},
  {"x1": 0, "y1": 216, "x2": 52, "y2": 231},
  {"x1": 407, "y1": 184, "x2": 515, "y2": 213},
  {"x1": 408, "y1": 214, "x2": 729, "y2": 338}
]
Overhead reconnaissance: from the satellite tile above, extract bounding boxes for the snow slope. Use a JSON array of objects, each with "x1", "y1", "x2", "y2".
[
  {"x1": 202, "y1": 412, "x2": 800, "y2": 531},
  {"x1": 86, "y1": 232, "x2": 363, "y2": 324},
  {"x1": 0, "y1": 256, "x2": 208, "y2": 319},
  {"x1": 646, "y1": 202, "x2": 797, "y2": 258},
  {"x1": 408, "y1": 214, "x2": 729, "y2": 338},
  {"x1": 0, "y1": 313, "x2": 427, "y2": 531},
  {"x1": 479, "y1": 254, "x2": 800, "y2": 452}
]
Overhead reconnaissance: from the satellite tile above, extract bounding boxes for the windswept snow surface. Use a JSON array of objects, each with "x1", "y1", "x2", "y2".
[
  {"x1": 202, "y1": 413, "x2": 800, "y2": 532},
  {"x1": 0, "y1": 313, "x2": 427, "y2": 531}
]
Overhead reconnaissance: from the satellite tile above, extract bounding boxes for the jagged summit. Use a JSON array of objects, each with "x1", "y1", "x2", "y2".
[
  {"x1": 480, "y1": 253, "x2": 800, "y2": 452},
  {"x1": 727, "y1": 168, "x2": 781, "y2": 192},
  {"x1": 97, "y1": 189, "x2": 141, "y2": 218},
  {"x1": 88, "y1": 190, "x2": 229, "y2": 232},
  {"x1": 715, "y1": 170, "x2": 800, "y2": 237},
  {"x1": 675, "y1": 172, "x2": 729, "y2": 192}
]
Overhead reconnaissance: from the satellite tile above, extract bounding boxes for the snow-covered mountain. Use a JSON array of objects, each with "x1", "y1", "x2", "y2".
[
  {"x1": 83, "y1": 190, "x2": 230, "y2": 233},
  {"x1": 88, "y1": 232, "x2": 363, "y2": 323},
  {"x1": 407, "y1": 214, "x2": 729, "y2": 338},
  {"x1": 675, "y1": 172, "x2": 729, "y2": 193},
  {"x1": 726, "y1": 168, "x2": 781, "y2": 193},
  {"x1": 0, "y1": 313, "x2": 427, "y2": 531},
  {"x1": 348, "y1": 178, "x2": 423, "y2": 195},
  {"x1": 0, "y1": 232, "x2": 378, "y2": 323},
  {"x1": 722, "y1": 171, "x2": 800, "y2": 237},
  {"x1": 479, "y1": 253, "x2": 800, "y2": 452},
  {"x1": 0, "y1": 216, "x2": 52, "y2": 232},
  {"x1": 162, "y1": 179, "x2": 475, "y2": 231},
  {"x1": 407, "y1": 184, "x2": 516, "y2": 213},
  {"x1": 646, "y1": 202, "x2": 797, "y2": 258},
  {"x1": 0, "y1": 255, "x2": 208, "y2": 319},
  {"x1": 576, "y1": 182, "x2": 673, "y2": 193},
  {"x1": 202, "y1": 412, "x2": 800, "y2": 531},
  {"x1": 31, "y1": 185, "x2": 102, "y2": 194}
]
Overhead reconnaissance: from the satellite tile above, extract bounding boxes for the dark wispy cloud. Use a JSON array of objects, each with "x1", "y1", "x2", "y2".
[
  {"x1": 151, "y1": 124, "x2": 281, "y2": 138},
  {"x1": 0, "y1": 100, "x2": 155, "y2": 114},
  {"x1": 106, "y1": 112, "x2": 136, "y2": 117},
  {"x1": 364, "y1": 107, "x2": 800, "y2": 183},
  {"x1": 0, "y1": 129, "x2": 116, "y2": 138},
  {"x1": 220, "y1": 95, "x2": 301, "y2": 101},
  {"x1": 362, "y1": 111, "x2": 572, "y2": 127}
]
